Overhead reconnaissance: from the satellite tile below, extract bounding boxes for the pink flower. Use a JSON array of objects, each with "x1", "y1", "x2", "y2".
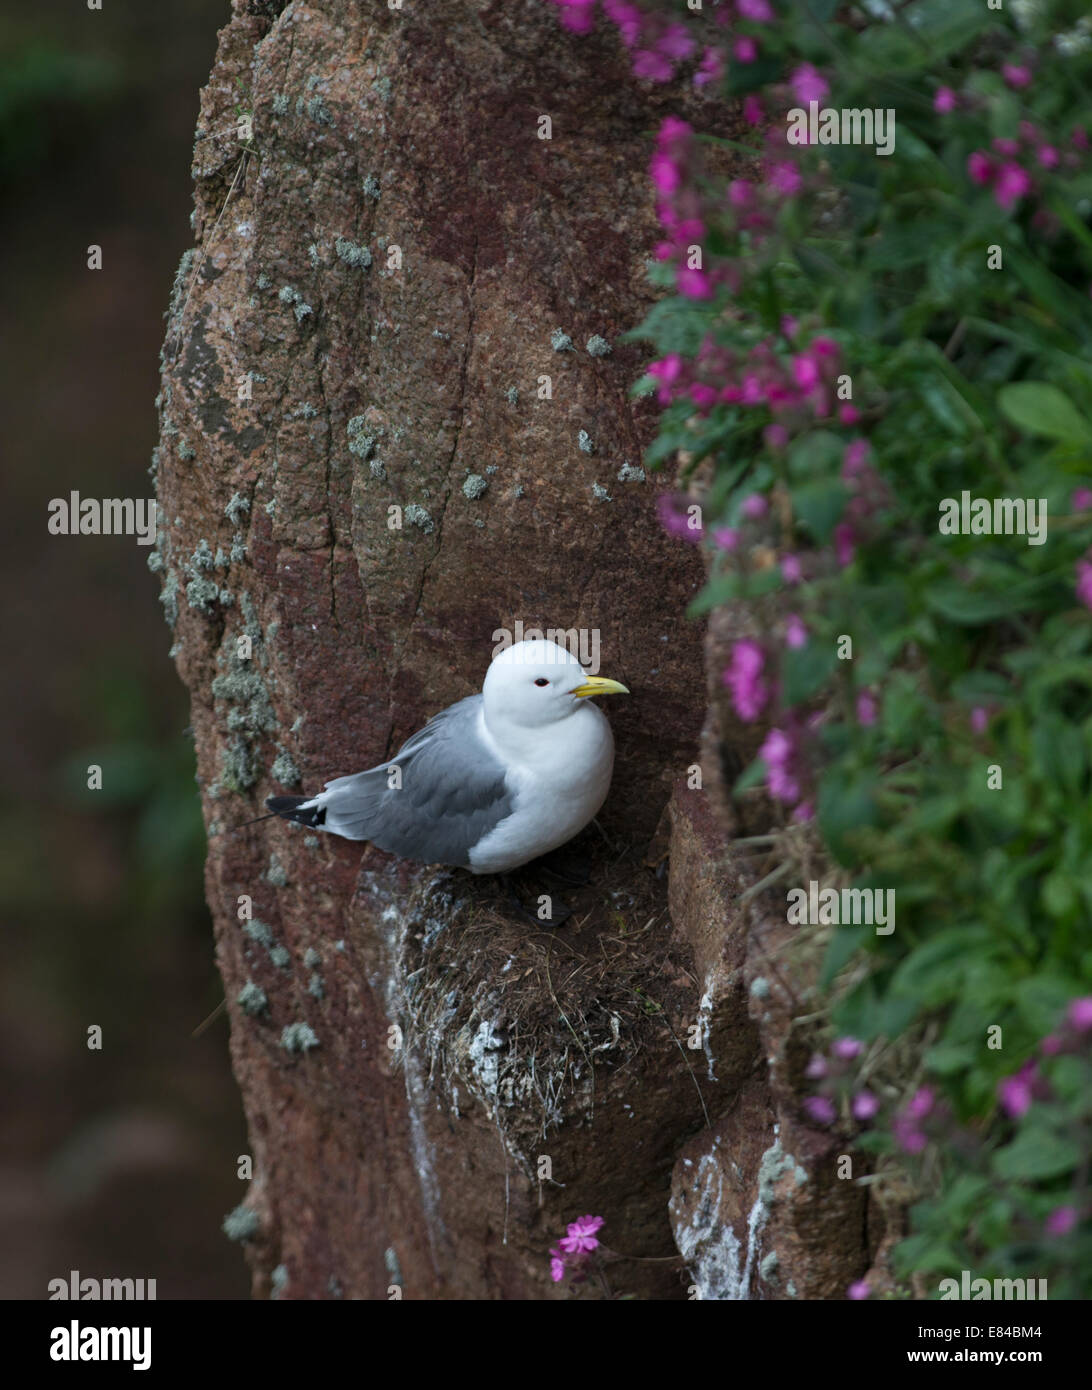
[
  {"x1": 998, "y1": 1062, "x2": 1035, "y2": 1118},
  {"x1": 657, "y1": 23, "x2": 695, "y2": 62},
  {"x1": 694, "y1": 46, "x2": 725, "y2": 88},
  {"x1": 690, "y1": 382, "x2": 717, "y2": 409},
  {"x1": 743, "y1": 94, "x2": 764, "y2": 127},
  {"x1": 839, "y1": 404, "x2": 860, "y2": 425},
  {"x1": 602, "y1": 0, "x2": 642, "y2": 46},
  {"x1": 967, "y1": 151, "x2": 994, "y2": 185},
  {"x1": 804, "y1": 1095, "x2": 836, "y2": 1124},
  {"x1": 792, "y1": 352, "x2": 820, "y2": 391},
  {"x1": 843, "y1": 438, "x2": 871, "y2": 479},
  {"x1": 1040, "y1": 1033, "x2": 1064, "y2": 1056},
  {"x1": 1074, "y1": 126, "x2": 1090, "y2": 152},
  {"x1": 993, "y1": 137, "x2": 1020, "y2": 157},
  {"x1": 1071, "y1": 488, "x2": 1092, "y2": 511},
  {"x1": 650, "y1": 151, "x2": 680, "y2": 194},
  {"x1": 657, "y1": 492, "x2": 704, "y2": 542},
  {"x1": 995, "y1": 162, "x2": 1032, "y2": 209},
  {"x1": 714, "y1": 526, "x2": 739, "y2": 551},
  {"x1": 893, "y1": 1117, "x2": 927, "y2": 1154},
  {"x1": 853, "y1": 1091, "x2": 879, "y2": 1121},
  {"x1": 791, "y1": 799, "x2": 813, "y2": 822},
  {"x1": 728, "y1": 179, "x2": 753, "y2": 208},
  {"x1": 805, "y1": 1053, "x2": 828, "y2": 1079},
  {"x1": 847, "y1": 1280, "x2": 871, "y2": 1300},
  {"x1": 834, "y1": 521, "x2": 856, "y2": 567},
  {"x1": 785, "y1": 614, "x2": 808, "y2": 649},
  {"x1": 759, "y1": 726, "x2": 801, "y2": 802},
  {"x1": 768, "y1": 161, "x2": 801, "y2": 196},
  {"x1": 634, "y1": 50, "x2": 674, "y2": 83},
  {"x1": 856, "y1": 691, "x2": 878, "y2": 726},
  {"x1": 737, "y1": 0, "x2": 774, "y2": 20},
  {"x1": 741, "y1": 492, "x2": 768, "y2": 519},
  {"x1": 781, "y1": 554, "x2": 802, "y2": 584},
  {"x1": 1067, "y1": 997, "x2": 1092, "y2": 1032},
  {"x1": 934, "y1": 87, "x2": 957, "y2": 113},
  {"x1": 906, "y1": 1087, "x2": 934, "y2": 1120},
  {"x1": 1077, "y1": 556, "x2": 1092, "y2": 610},
  {"x1": 677, "y1": 266, "x2": 713, "y2": 300},
  {"x1": 970, "y1": 706, "x2": 989, "y2": 734},
  {"x1": 1002, "y1": 63, "x2": 1032, "y2": 90},
  {"x1": 734, "y1": 37, "x2": 757, "y2": 63},
  {"x1": 1045, "y1": 1206, "x2": 1078, "y2": 1237},
  {"x1": 764, "y1": 423, "x2": 788, "y2": 450},
  {"x1": 1037, "y1": 145, "x2": 1059, "y2": 169},
  {"x1": 790, "y1": 63, "x2": 828, "y2": 105},
  {"x1": 549, "y1": 1247, "x2": 566, "y2": 1282},
  {"x1": 555, "y1": 0, "x2": 597, "y2": 34},
  {"x1": 724, "y1": 640, "x2": 769, "y2": 721},
  {"x1": 560, "y1": 1214, "x2": 604, "y2": 1254},
  {"x1": 833, "y1": 1036, "x2": 862, "y2": 1060}
]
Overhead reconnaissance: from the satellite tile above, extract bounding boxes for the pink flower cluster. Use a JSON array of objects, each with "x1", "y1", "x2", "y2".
[
  {"x1": 997, "y1": 996, "x2": 1092, "y2": 1120},
  {"x1": 804, "y1": 1036, "x2": 879, "y2": 1127},
  {"x1": 547, "y1": 0, "x2": 734, "y2": 89},
  {"x1": 758, "y1": 725, "x2": 811, "y2": 820},
  {"x1": 965, "y1": 121, "x2": 1086, "y2": 212},
  {"x1": 645, "y1": 328, "x2": 849, "y2": 434},
  {"x1": 549, "y1": 1213, "x2": 605, "y2": 1284}
]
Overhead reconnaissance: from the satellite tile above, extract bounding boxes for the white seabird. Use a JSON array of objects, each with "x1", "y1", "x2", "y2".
[{"x1": 266, "y1": 638, "x2": 629, "y2": 873}]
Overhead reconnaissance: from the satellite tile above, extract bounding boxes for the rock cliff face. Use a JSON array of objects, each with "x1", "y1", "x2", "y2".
[{"x1": 155, "y1": 0, "x2": 877, "y2": 1298}]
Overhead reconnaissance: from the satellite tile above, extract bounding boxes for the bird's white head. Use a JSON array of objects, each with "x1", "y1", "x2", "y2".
[{"x1": 482, "y1": 638, "x2": 628, "y2": 731}]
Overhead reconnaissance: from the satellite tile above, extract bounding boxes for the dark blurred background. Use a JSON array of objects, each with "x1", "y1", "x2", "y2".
[{"x1": 0, "y1": 0, "x2": 250, "y2": 1298}]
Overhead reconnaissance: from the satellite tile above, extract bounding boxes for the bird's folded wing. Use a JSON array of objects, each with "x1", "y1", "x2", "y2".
[{"x1": 318, "y1": 695, "x2": 515, "y2": 866}]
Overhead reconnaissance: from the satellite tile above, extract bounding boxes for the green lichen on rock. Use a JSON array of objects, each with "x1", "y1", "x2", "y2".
[
  {"x1": 280, "y1": 1022, "x2": 319, "y2": 1054},
  {"x1": 586, "y1": 334, "x2": 612, "y2": 356},
  {"x1": 270, "y1": 1264, "x2": 289, "y2": 1298},
  {"x1": 505, "y1": 386, "x2": 519, "y2": 406},
  {"x1": 550, "y1": 329, "x2": 574, "y2": 352},
  {"x1": 591, "y1": 483, "x2": 612, "y2": 503},
  {"x1": 237, "y1": 980, "x2": 269, "y2": 1017},
  {"x1": 271, "y1": 93, "x2": 289, "y2": 117},
  {"x1": 222, "y1": 1205, "x2": 261, "y2": 1242},
  {"x1": 266, "y1": 853, "x2": 288, "y2": 888},
  {"x1": 242, "y1": 918, "x2": 274, "y2": 948},
  {"x1": 617, "y1": 462, "x2": 646, "y2": 483},
  {"x1": 462, "y1": 473, "x2": 488, "y2": 500},
  {"x1": 363, "y1": 174, "x2": 381, "y2": 200},
  {"x1": 224, "y1": 492, "x2": 250, "y2": 524},
  {"x1": 405, "y1": 503, "x2": 434, "y2": 533},
  {"x1": 271, "y1": 749, "x2": 300, "y2": 786},
  {"x1": 186, "y1": 575, "x2": 221, "y2": 613},
  {"x1": 335, "y1": 237, "x2": 372, "y2": 270},
  {"x1": 303, "y1": 948, "x2": 321, "y2": 969},
  {"x1": 308, "y1": 973, "x2": 325, "y2": 1000},
  {"x1": 578, "y1": 430, "x2": 594, "y2": 455},
  {"x1": 346, "y1": 416, "x2": 377, "y2": 458},
  {"x1": 269, "y1": 945, "x2": 291, "y2": 970}
]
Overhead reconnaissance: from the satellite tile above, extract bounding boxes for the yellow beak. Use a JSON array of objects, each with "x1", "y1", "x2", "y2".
[{"x1": 570, "y1": 675, "x2": 630, "y2": 698}]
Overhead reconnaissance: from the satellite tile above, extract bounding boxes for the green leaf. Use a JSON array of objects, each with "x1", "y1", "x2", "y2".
[
  {"x1": 781, "y1": 640, "x2": 837, "y2": 706},
  {"x1": 792, "y1": 480, "x2": 849, "y2": 543},
  {"x1": 993, "y1": 1127, "x2": 1080, "y2": 1182},
  {"x1": 998, "y1": 382, "x2": 1092, "y2": 445}
]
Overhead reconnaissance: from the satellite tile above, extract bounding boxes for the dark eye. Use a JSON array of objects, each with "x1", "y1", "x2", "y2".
[{"x1": 534, "y1": 678, "x2": 549, "y2": 687}]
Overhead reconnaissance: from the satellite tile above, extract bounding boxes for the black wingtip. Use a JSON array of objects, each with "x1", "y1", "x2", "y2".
[{"x1": 266, "y1": 795, "x2": 326, "y2": 828}]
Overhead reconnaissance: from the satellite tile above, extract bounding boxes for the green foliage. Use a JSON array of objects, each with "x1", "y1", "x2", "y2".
[{"x1": 631, "y1": 0, "x2": 1092, "y2": 1292}]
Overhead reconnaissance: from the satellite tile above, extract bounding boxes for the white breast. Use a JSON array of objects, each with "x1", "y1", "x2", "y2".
[{"x1": 468, "y1": 703, "x2": 614, "y2": 874}]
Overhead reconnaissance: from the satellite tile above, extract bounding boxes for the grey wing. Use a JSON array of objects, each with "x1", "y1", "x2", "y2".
[{"x1": 318, "y1": 695, "x2": 515, "y2": 867}]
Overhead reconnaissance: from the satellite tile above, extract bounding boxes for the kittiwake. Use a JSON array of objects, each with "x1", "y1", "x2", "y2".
[{"x1": 266, "y1": 639, "x2": 628, "y2": 873}]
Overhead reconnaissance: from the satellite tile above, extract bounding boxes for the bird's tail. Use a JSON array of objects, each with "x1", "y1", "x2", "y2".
[{"x1": 265, "y1": 795, "x2": 327, "y2": 829}]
